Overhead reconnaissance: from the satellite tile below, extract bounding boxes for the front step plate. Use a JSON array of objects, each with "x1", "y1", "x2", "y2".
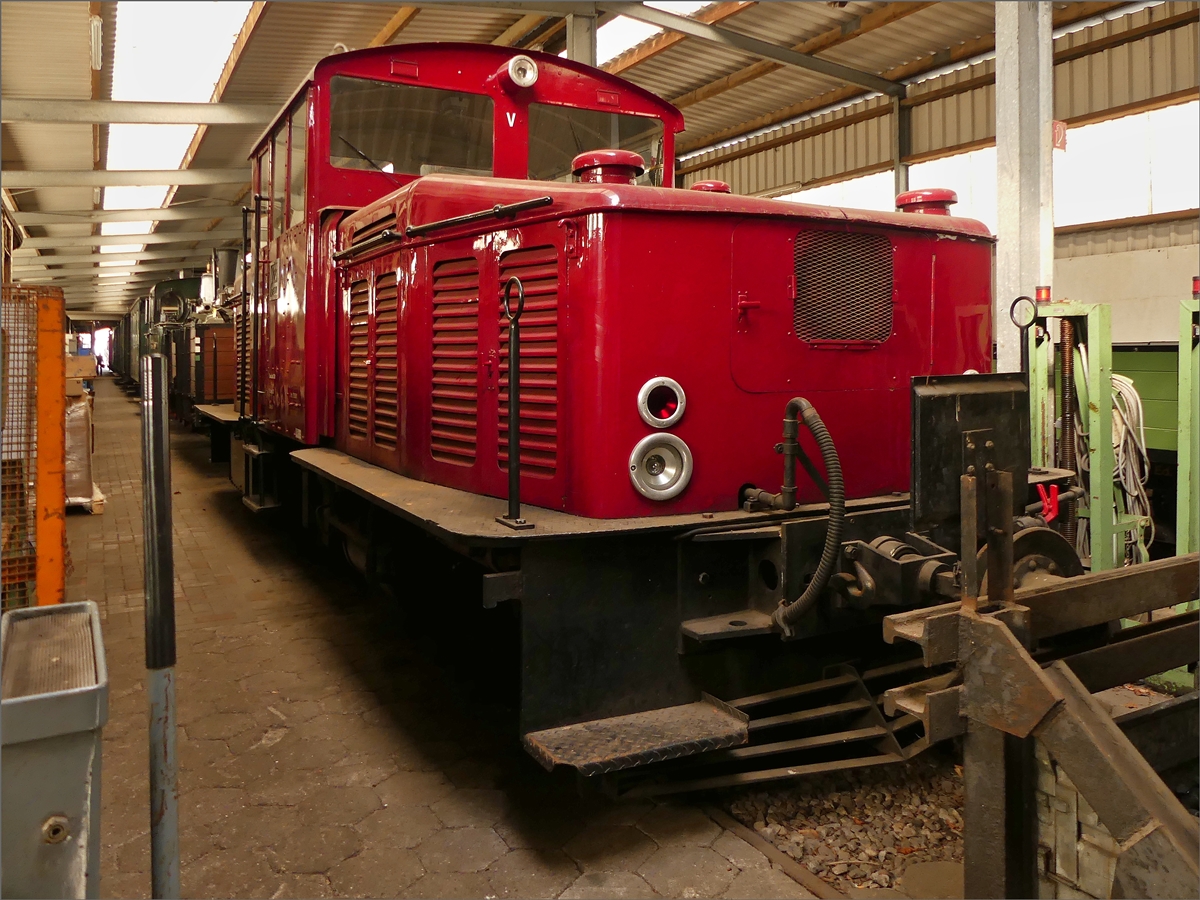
[{"x1": 524, "y1": 696, "x2": 749, "y2": 776}]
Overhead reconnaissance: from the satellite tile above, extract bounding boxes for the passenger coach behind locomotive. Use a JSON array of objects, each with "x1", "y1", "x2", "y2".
[{"x1": 232, "y1": 43, "x2": 1066, "y2": 789}]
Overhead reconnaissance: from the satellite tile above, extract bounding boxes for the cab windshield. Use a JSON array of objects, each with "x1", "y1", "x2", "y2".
[
  {"x1": 329, "y1": 75, "x2": 494, "y2": 177},
  {"x1": 528, "y1": 103, "x2": 665, "y2": 186}
]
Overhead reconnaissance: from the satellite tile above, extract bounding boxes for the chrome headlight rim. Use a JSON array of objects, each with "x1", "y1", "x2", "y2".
[
  {"x1": 636, "y1": 376, "x2": 686, "y2": 429},
  {"x1": 507, "y1": 55, "x2": 539, "y2": 89},
  {"x1": 628, "y1": 433, "x2": 693, "y2": 501}
]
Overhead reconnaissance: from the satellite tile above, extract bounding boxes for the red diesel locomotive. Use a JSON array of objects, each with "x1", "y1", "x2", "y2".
[{"x1": 223, "y1": 43, "x2": 1020, "y2": 789}]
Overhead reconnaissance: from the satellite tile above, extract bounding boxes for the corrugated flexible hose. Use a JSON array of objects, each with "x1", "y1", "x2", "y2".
[{"x1": 772, "y1": 398, "x2": 845, "y2": 638}]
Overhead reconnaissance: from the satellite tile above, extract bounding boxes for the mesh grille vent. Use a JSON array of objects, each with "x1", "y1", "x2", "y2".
[
  {"x1": 372, "y1": 272, "x2": 399, "y2": 448},
  {"x1": 793, "y1": 231, "x2": 893, "y2": 343},
  {"x1": 498, "y1": 245, "x2": 558, "y2": 478},
  {"x1": 431, "y1": 258, "x2": 480, "y2": 466},
  {"x1": 347, "y1": 278, "x2": 370, "y2": 438}
]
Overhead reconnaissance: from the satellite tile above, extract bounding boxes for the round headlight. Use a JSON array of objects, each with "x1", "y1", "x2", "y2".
[
  {"x1": 507, "y1": 55, "x2": 539, "y2": 89},
  {"x1": 629, "y1": 433, "x2": 693, "y2": 501},
  {"x1": 637, "y1": 376, "x2": 686, "y2": 428}
]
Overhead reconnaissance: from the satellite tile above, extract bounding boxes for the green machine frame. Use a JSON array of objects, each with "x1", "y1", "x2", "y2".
[
  {"x1": 1179, "y1": 282, "x2": 1199, "y2": 556},
  {"x1": 1027, "y1": 301, "x2": 1134, "y2": 572}
]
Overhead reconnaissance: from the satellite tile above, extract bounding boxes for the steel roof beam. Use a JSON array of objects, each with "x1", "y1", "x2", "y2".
[
  {"x1": 19, "y1": 230, "x2": 242, "y2": 250},
  {"x1": 13, "y1": 259, "x2": 218, "y2": 276},
  {"x1": 669, "y1": 2, "x2": 931, "y2": 110},
  {"x1": 19, "y1": 269, "x2": 195, "y2": 283},
  {"x1": 2, "y1": 169, "x2": 250, "y2": 189},
  {"x1": 13, "y1": 248, "x2": 216, "y2": 266},
  {"x1": 60, "y1": 283, "x2": 159, "y2": 292},
  {"x1": 414, "y1": 2, "x2": 594, "y2": 15},
  {"x1": 1, "y1": 99, "x2": 277, "y2": 125},
  {"x1": 596, "y1": 1, "x2": 904, "y2": 97},
  {"x1": 12, "y1": 206, "x2": 241, "y2": 225},
  {"x1": 27, "y1": 280, "x2": 162, "y2": 291}
]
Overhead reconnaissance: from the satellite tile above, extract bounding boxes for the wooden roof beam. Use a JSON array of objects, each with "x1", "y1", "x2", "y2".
[
  {"x1": 492, "y1": 14, "x2": 548, "y2": 46},
  {"x1": 368, "y1": 6, "x2": 421, "y2": 48},
  {"x1": 671, "y1": 1, "x2": 933, "y2": 110},
  {"x1": 603, "y1": 1, "x2": 755, "y2": 75}
]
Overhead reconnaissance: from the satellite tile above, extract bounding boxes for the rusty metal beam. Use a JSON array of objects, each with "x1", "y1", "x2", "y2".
[
  {"x1": 1036, "y1": 662, "x2": 1200, "y2": 898},
  {"x1": 1023, "y1": 555, "x2": 1200, "y2": 640},
  {"x1": 885, "y1": 554, "x2": 1199, "y2": 663},
  {"x1": 1062, "y1": 614, "x2": 1199, "y2": 692}
]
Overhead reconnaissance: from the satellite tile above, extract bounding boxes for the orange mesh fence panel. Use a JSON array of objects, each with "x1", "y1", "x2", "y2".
[{"x1": 1, "y1": 284, "x2": 66, "y2": 608}]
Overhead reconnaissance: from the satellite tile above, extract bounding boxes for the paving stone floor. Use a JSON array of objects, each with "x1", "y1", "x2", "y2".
[{"x1": 67, "y1": 378, "x2": 814, "y2": 900}]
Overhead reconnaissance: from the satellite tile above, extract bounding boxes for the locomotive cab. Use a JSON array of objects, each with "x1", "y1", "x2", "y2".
[{"x1": 245, "y1": 44, "x2": 683, "y2": 446}]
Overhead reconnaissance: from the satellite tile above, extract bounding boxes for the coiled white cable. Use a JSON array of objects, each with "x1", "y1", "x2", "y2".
[{"x1": 1069, "y1": 345, "x2": 1154, "y2": 563}]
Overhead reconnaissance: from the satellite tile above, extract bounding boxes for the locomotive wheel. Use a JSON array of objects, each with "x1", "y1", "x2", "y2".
[{"x1": 975, "y1": 526, "x2": 1084, "y2": 597}]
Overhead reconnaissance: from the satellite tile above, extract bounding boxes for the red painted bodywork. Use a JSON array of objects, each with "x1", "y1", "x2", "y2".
[
  {"x1": 247, "y1": 43, "x2": 994, "y2": 520},
  {"x1": 335, "y1": 178, "x2": 993, "y2": 519},
  {"x1": 249, "y1": 44, "x2": 682, "y2": 445}
]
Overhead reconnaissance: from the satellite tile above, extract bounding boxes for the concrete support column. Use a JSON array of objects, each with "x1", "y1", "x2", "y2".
[
  {"x1": 995, "y1": 1, "x2": 1054, "y2": 373},
  {"x1": 565, "y1": 14, "x2": 597, "y2": 66}
]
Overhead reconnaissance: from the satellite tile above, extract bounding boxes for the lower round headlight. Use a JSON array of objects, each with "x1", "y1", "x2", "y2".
[{"x1": 628, "y1": 433, "x2": 693, "y2": 501}]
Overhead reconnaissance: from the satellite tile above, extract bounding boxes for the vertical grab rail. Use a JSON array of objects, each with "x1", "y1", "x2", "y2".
[
  {"x1": 141, "y1": 352, "x2": 179, "y2": 898},
  {"x1": 498, "y1": 276, "x2": 533, "y2": 530}
]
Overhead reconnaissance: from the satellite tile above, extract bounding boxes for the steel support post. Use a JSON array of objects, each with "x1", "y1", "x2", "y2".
[
  {"x1": 1083, "y1": 304, "x2": 1116, "y2": 570},
  {"x1": 1029, "y1": 303, "x2": 1119, "y2": 570},
  {"x1": 565, "y1": 13, "x2": 597, "y2": 66},
  {"x1": 892, "y1": 94, "x2": 910, "y2": 197},
  {"x1": 963, "y1": 723, "x2": 1038, "y2": 899},
  {"x1": 963, "y1": 469, "x2": 1038, "y2": 898},
  {"x1": 1178, "y1": 285, "x2": 1199, "y2": 556},
  {"x1": 141, "y1": 353, "x2": 179, "y2": 899},
  {"x1": 995, "y1": 1, "x2": 1054, "y2": 374},
  {"x1": 1027, "y1": 312, "x2": 1054, "y2": 468}
]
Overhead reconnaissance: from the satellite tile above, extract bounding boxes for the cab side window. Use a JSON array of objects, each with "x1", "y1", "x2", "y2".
[{"x1": 289, "y1": 102, "x2": 307, "y2": 230}]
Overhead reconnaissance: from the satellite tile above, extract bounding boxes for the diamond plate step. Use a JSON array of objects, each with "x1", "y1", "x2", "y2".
[{"x1": 523, "y1": 695, "x2": 749, "y2": 776}]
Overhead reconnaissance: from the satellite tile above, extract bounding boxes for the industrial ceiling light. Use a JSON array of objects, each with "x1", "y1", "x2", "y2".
[
  {"x1": 629, "y1": 433, "x2": 693, "y2": 501},
  {"x1": 637, "y1": 376, "x2": 685, "y2": 428},
  {"x1": 90, "y1": 16, "x2": 102, "y2": 71}
]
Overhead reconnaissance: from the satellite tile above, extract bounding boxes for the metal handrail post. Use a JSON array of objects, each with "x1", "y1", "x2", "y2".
[
  {"x1": 497, "y1": 276, "x2": 533, "y2": 530},
  {"x1": 141, "y1": 351, "x2": 179, "y2": 899}
]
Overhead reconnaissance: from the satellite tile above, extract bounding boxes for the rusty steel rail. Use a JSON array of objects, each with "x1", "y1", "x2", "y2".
[
  {"x1": 884, "y1": 469, "x2": 1199, "y2": 898},
  {"x1": 884, "y1": 553, "x2": 1200, "y2": 667}
]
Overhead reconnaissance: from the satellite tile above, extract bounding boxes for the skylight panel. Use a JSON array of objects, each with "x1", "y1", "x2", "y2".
[{"x1": 102, "y1": 1, "x2": 252, "y2": 264}]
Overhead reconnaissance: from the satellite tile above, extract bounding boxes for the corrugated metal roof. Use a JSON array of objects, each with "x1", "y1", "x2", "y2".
[
  {"x1": 6, "y1": 0, "x2": 1192, "y2": 312},
  {"x1": 2, "y1": 1, "x2": 118, "y2": 309}
]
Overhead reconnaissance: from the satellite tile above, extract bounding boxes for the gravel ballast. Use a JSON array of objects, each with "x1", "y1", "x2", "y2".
[{"x1": 726, "y1": 750, "x2": 963, "y2": 895}]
